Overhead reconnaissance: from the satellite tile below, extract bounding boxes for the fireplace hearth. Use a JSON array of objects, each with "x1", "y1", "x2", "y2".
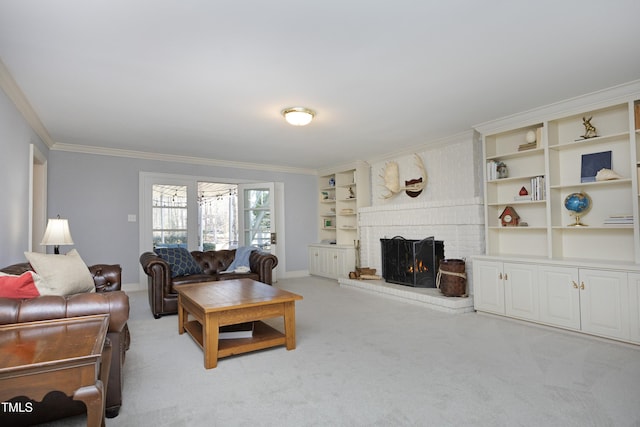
[{"x1": 380, "y1": 236, "x2": 444, "y2": 288}]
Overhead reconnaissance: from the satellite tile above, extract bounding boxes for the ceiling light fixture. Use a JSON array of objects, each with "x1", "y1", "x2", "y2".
[{"x1": 282, "y1": 107, "x2": 315, "y2": 126}]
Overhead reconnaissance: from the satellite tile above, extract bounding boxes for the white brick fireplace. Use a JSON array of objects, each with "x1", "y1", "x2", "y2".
[
  {"x1": 359, "y1": 197, "x2": 484, "y2": 294},
  {"x1": 340, "y1": 132, "x2": 485, "y2": 310}
]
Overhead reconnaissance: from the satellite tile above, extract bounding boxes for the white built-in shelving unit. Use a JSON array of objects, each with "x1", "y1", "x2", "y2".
[
  {"x1": 309, "y1": 161, "x2": 370, "y2": 279},
  {"x1": 473, "y1": 81, "x2": 640, "y2": 345}
]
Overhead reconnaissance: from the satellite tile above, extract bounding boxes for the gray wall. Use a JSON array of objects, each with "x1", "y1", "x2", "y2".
[
  {"x1": 47, "y1": 150, "x2": 318, "y2": 284},
  {"x1": 0, "y1": 88, "x2": 317, "y2": 282},
  {"x1": 0, "y1": 90, "x2": 49, "y2": 265}
]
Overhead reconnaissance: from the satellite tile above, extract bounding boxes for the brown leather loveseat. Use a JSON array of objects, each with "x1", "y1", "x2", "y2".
[
  {"x1": 140, "y1": 249, "x2": 278, "y2": 318},
  {"x1": 0, "y1": 263, "x2": 130, "y2": 424}
]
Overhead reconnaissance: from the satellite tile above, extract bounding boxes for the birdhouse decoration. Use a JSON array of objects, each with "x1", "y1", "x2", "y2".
[{"x1": 499, "y1": 206, "x2": 520, "y2": 227}]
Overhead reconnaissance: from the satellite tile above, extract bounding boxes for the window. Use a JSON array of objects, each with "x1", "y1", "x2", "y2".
[
  {"x1": 140, "y1": 173, "x2": 282, "y2": 284},
  {"x1": 151, "y1": 182, "x2": 239, "y2": 250},
  {"x1": 152, "y1": 184, "x2": 188, "y2": 248},
  {"x1": 242, "y1": 187, "x2": 272, "y2": 250},
  {"x1": 197, "y1": 182, "x2": 238, "y2": 250}
]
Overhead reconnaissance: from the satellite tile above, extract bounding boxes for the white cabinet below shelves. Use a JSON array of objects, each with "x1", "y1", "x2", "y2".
[
  {"x1": 308, "y1": 244, "x2": 355, "y2": 280},
  {"x1": 473, "y1": 261, "x2": 505, "y2": 314},
  {"x1": 538, "y1": 266, "x2": 580, "y2": 330},
  {"x1": 504, "y1": 263, "x2": 539, "y2": 321},
  {"x1": 629, "y1": 273, "x2": 640, "y2": 342},
  {"x1": 578, "y1": 269, "x2": 629, "y2": 341},
  {"x1": 473, "y1": 260, "x2": 538, "y2": 321},
  {"x1": 538, "y1": 266, "x2": 629, "y2": 341},
  {"x1": 474, "y1": 256, "x2": 636, "y2": 344}
]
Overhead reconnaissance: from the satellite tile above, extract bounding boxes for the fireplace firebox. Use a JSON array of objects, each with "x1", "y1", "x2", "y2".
[{"x1": 380, "y1": 236, "x2": 444, "y2": 288}]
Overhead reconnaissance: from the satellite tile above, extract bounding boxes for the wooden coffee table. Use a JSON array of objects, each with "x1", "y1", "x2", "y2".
[
  {"x1": 177, "y1": 279, "x2": 303, "y2": 369},
  {"x1": 0, "y1": 315, "x2": 111, "y2": 427}
]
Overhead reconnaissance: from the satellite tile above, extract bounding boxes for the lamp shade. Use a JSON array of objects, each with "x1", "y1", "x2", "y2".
[
  {"x1": 282, "y1": 107, "x2": 315, "y2": 126},
  {"x1": 41, "y1": 218, "x2": 74, "y2": 246}
]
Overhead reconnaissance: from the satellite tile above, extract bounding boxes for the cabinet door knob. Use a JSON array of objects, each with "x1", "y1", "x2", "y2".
[
  {"x1": 580, "y1": 282, "x2": 585, "y2": 290},
  {"x1": 572, "y1": 281, "x2": 578, "y2": 289},
  {"x1": 504, "y1": 273, "x2": 508, "y2": 281},
  {"x1": 498, "y1": 272, "x2": 503, "y2": 280}
]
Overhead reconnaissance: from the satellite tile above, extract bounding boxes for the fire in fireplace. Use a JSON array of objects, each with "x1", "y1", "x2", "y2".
[{"x1": 380, "y1": 236, "x2": 444, "y2": 287}]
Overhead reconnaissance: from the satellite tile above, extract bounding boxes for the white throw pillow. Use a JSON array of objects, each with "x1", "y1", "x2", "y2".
[{"x1": 24, "y1": 249, "x2": 96, "y2": 296}]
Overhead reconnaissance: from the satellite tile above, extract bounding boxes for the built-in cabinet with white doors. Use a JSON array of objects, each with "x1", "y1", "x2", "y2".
[
  {"x1": 629, "y1": 273, "x2": 640, "y2": 342},
  {"x1": 474, "y1": 261, "x2": 539, "y2": 321},
  {"x1": 475, "y1": 258, "x2": 634, "y2": 342},
  {"x1": 538, "y1": 266, "x2": 629, "y2": 340},
  {"x1": 473, "y1": 82, "x2": 640, "y2": 345},
  {"x1": 308, "y1": 244, "x2": 356, "y2": 280}
]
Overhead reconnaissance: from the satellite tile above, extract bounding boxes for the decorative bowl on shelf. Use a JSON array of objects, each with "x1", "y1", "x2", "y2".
[{"x1": 564, "y1": 192, "x2": 592, "y2": 226}]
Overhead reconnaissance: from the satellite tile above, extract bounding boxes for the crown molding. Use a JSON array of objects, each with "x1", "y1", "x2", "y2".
[
  {"x1": 0, "y1": 58, "x2": 55, "y2": 148},
  {"x1": 0, "y1": 58, "x2": 315, "y2": 175},
  {"x1": 50, "y1": 142, "x2": 317, "y2": 175},
  {"x1": 473, "y1": 79, "x2": 640, "y2": 135}
]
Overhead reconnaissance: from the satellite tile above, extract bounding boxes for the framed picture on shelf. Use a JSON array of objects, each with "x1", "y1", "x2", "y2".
[{"x1": 581, "y1": 151, "x2": 611, "y2": 183}]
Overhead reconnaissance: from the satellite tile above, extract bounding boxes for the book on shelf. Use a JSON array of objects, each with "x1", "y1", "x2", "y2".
[
  {"x1": 581, "y1": 151, "x2": 611, "y2": 183},
  {"x1": 518, "y1": 142, "x2": 537, "y2": 151},
  {"x1": 486, "y1": 160, "x2": 506, "y2": 180},
  {"x1": 219, "y1": 322, "x2": 254, "y2": 339},
  {"x1": 486, "y1": 160, "x2": 496, "y2": 180},
  {"x1": 603, "y1": 214, "x2": 633, "y2": 225},
  {"x1": 529, "y1": 176, "x2": 545, "y2": 201}
]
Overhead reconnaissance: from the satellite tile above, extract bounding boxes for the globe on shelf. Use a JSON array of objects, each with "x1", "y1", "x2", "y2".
[{"x1": 564, "y1": 192, "x2": 592, "y2": 226}]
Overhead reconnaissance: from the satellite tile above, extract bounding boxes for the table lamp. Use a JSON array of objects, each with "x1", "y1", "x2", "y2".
[{"x1": 41, "y1": 215, "x2": 74, "y2": 254}]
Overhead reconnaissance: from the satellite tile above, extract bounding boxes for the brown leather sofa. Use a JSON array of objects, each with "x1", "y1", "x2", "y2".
[
  {"x1": 140, "y1": 249, "x2": 278, "y2": 318},
  {"x1": 0, "y1": 262, "x2": 130, "y2": 424}
]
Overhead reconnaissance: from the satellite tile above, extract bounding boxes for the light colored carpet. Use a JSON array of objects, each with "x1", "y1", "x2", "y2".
[{"x1": 44, "y1": 276, "x2": 640, "y2": 426}]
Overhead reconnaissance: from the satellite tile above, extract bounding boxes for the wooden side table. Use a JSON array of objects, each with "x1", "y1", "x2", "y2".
[{"x1": 0, "y1": 314, "x2": 110, "y2": 427}]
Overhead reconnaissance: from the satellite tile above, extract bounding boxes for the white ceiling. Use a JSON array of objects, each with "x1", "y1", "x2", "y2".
[{"x1": 1, "y1": 1, "x2": 639, "y2": 171}]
